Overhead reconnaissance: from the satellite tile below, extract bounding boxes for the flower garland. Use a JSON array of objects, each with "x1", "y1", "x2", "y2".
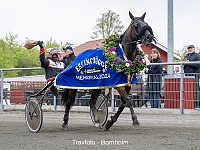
[{"x1": 103, "y1": 34, "x2": 147, "y2": 76}]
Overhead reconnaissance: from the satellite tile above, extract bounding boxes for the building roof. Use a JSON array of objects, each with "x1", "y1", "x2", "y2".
[
  {"x1": 153, "y1": 42, "x2": 181, "y2": 60},
  {"x1": 73, "y1": 39, "x2": 105, "y2": 56}
]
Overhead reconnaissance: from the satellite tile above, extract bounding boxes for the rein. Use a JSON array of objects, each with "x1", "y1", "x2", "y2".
[
  {"x1": 119, "y1": 44, "x2": 128, "y2": 61},
  {"x1": 123, "y1": 18, "x2": 155, "y2": 46}
]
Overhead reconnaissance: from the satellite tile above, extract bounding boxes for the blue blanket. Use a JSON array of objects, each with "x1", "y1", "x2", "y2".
[{"x1": 55, "y1": 46, "x2": 136, "y2": 89}]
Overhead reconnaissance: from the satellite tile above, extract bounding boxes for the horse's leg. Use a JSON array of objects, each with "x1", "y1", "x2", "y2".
[
  {"x1": 105, "y1": 87, "x2": 126, "y2": 130},
  {"x1": 89, "y1": 89, "x2": 102, "y2": 127},
  {"x1": 123, "y1": 86, "x2": 140, "y2": 128},
  {"x1": 61, "y1": 89, "x2": 77, "y2": 130},
  {"x1": 105, "y1": 86, "x2": 139, "y2": 130},
  {"x1": 105, "y1": 100, "x2": 126, "y2": 130}
]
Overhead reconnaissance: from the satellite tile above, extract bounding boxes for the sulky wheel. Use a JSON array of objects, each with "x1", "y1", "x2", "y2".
[
  {"x1": 25, "y1": 98, "x2": 43, "y2": 133},
  {"x1": 90, "y1": 94, "x2": 108, "y2": 126}
]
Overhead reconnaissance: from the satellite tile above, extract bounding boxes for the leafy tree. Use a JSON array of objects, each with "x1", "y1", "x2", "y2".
[
  {"x1": 90, "y1": 10, "x2": 124, "y2": 39},
  {"x1": 4, "y1": 32, "x2": 21, "y2": 53},
  {"x1": 174, "y1": 46, "x2": 188, "y2": 61},
  {"x1": 13, "y1": 49, "x2": 39, "y2": 76},
  {"x1": 0, "y1": 33, "x2": 73, "y2": 77},
  {"x1": 0, "y1": 34, "x2": 20, "y2": 77},
  {"x1": 0, "y1": 46, "x2": 18, "y2": 77},
  {"x1": 44, "y1": 37, "x2": 74, "y2": 51}
]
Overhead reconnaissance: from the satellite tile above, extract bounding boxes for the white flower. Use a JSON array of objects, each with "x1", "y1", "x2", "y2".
[
  {"x1": 125, "y1": 63, "x2": 130, "y2": 67},
  {"x1": 112, "y1": 51, "x2": 116, "y2": 55}
]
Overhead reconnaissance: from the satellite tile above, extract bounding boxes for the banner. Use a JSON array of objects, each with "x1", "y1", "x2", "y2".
[{"x1": 55, "y1": 46, "x2": 136, "y2": 89}]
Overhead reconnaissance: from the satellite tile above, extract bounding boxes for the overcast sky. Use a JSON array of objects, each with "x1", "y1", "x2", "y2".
[{"x1": 0, "y1": 0, "x2": 200, "y2": 50}]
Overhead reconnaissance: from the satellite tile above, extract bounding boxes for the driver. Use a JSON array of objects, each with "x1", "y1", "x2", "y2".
[{"x1": 37, "y1": 41, "x2": 65, "y2": 98}]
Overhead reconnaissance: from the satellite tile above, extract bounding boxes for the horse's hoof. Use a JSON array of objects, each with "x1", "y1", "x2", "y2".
[
  {"x1": 102, "y1": 126, "x2": 107, "y2": 131},
  {"x1": 132, "y1": 122, "x2": 140, "y2": 129},
  {"x1": 62, "y1": 123, "x2": 68, "y2": 130},
  {"x1": 105, "y1": 120, "x2": 114, "y2": 131},
  {"x1": 94, "y1": 122, "x2": 102, "y2": 128}
]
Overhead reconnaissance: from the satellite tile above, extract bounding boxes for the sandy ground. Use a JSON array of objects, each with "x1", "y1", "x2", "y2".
[{"x1": 0, "y1": 111, "x2": 200, "y2": 150}]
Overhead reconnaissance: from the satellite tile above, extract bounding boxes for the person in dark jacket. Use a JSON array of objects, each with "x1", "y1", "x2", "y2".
[
  {"x1": 144, "y1": 48, "x2": 163, "y2": 108},
  {"x1": 37, "y1": 41, "x2": 65, "y2": 105},
  {"x1": 183, "y1": 45, "x2": 200, "y2": 109},
  {"x1": 62, "y1": 46, "x2": 76, "y2": 68},
  {"x1": 38, "y1": 41, "x2": 65, "y2": 82}
]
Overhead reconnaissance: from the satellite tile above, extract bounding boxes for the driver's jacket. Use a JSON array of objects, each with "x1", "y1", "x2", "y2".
[{"x1": 39, "y1": 48, "x2": 64, "y2": 81}]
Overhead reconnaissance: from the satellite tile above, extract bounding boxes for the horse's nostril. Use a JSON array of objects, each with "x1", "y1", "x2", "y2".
[{"x1": 146, "y1": 36, "x2": 150, "y2": 40}]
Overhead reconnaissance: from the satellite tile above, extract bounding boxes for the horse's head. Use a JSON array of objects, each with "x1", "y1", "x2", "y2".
[
  {"x1": 129, "y1": 11, "x2": 156, "y2": 46},
  {"x1": 121, "y1": 11, "x2": 156, "y2": 60}
]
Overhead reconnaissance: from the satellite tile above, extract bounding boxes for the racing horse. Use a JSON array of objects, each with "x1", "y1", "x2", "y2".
[{"x1": 61, "y1": 11, "x2": 156, "y2": 130}]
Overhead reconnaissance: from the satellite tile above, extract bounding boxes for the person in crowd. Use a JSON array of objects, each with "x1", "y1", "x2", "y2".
[
  {"x1": 37, "y1": 41, "x2": 65, "y2": 105},
  {"x1": 61, "y1": 45, "x2": 77, "y2": 105},
  {"x1": 62, "y1": 46, "x2": 76, "y2": 68},
  {"x1": 162, "y1": 68, "x2": 168, "y2": 76},
  {"x1": 131, "y1": 72, "x2": 145, "y2": 107},
  {"x1": 141, "y1": 48, "x2": 163, "y2": 108},
  {"x1": 160, "y1": 68, "x2": 167, "y2": 105},
  {"x1": 136, "y1": 72, "x2": 144, "y2": 85},
  {"x1": 139, "y1": 91, "x2": 149, "y2": 108},
  {"x1": 174, "y1": 67, "x2": 179, "y2": 74},
  {"x1": 174, "y1": 66, "x2": 180, "y2": 77},
  {"x1": 183, "y1": 45, "x2": 200, "y2": 109}
]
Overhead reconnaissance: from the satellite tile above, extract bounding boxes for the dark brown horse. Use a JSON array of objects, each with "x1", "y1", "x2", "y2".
[{"x1": 61, "y1": 11, "x2": 155, "y2": 131}]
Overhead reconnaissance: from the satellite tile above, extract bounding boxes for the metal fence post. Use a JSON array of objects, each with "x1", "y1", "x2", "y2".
[
  {"x1": 54, "y1": 96, "x2": 57, "y2": 110},
  {"x1": 179, "y1": 64, "x2": 184, "y2": 114},
  {"x1": 111, "y1": 88, "x2": 115, "y2": 112},
  {"x1": 1, "y1": 69, "x2": 4, "y2": 110}
]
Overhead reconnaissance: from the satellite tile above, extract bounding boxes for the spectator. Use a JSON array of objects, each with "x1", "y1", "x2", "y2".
[
  {"x1": 61, "y1": 45, "x2": 77, "y2": 106},
  {"x1": 174, "y1": 66, "x2": 180, "y2": 77},
  {"x1": 62, "y1": 46, "x2": 76, "y2": 68},
  {"x1": 131, "y1": 72, "x2": 145, "y2": 107},
  {"x1": 136, "y1": 72, "x2": 144, "y2": 85},
  {"x1": 174, "y1": 67, "x2": 179, "y2": 74},
  {"x1": 139, "y1": 91, "x2": 149, "y2": 108},
  {"x1": 38, "y1": 41, "x2": 65, "y2": 105},
  {"x1": 162, "y1": 68, "x2": 167, "y2": 76},
  {"x1": 183, "y1": 45, "x2": 200, "y2": 109},
  {"x1": 160, "y1": 68, "x2": 167, "y2": 103},
  {"x1": 143, "y1": 48, "x2": 163, "y2": 108}
]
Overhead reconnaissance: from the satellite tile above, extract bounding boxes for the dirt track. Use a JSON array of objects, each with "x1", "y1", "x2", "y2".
[{"x1": 0, "y1": 111, "x2": 200, "y2": 150}]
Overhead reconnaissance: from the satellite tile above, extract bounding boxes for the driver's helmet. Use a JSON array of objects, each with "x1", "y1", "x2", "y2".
[{"x1": 47, "y1": 48, "x2": 62, "y2": 59}]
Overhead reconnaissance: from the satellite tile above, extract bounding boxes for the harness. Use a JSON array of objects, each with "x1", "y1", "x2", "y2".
[{"x1": 120, "y1": 18, "x2": 156, "y2": 47}]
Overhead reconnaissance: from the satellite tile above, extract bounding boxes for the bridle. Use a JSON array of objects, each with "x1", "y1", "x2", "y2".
[
  {"x1": 120, "y1": 18, "x2": 156, "y2": 47},
  {"x1": 119, "y1": 26, "x2": 137, "y2": 47}
]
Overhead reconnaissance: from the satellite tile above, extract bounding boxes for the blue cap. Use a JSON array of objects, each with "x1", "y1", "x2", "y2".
[{"x1": 63, "y1": 46, "x2": 73, "y2": 51}]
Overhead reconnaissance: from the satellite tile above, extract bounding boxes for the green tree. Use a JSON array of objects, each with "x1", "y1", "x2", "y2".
[
  {"x1": 0, "y1": 33, "x2": 19, "y2": 67},
  {"x1": 0, "y1": 33, "x2": 21, "y2": 77},
  {"x1": 90, "y1": 10, "x2": 124, "y2": 39},
  {"x1": 174, "y1": 46, "x2": 188, "y2": 62},
  {"x1": 0, "y1": 33, "x2": 73, "y2": 77},
  {"x1": 45, "y1": 37, "x2": 74, "y2": 51}
]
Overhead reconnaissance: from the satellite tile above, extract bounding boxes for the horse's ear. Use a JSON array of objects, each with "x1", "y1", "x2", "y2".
[
  {"x1": 129, "y1": 11, "x2": 135, "y2": 20},
  {"x1": 141, "y1": 12, "x2": 146, "y2": 20}
]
